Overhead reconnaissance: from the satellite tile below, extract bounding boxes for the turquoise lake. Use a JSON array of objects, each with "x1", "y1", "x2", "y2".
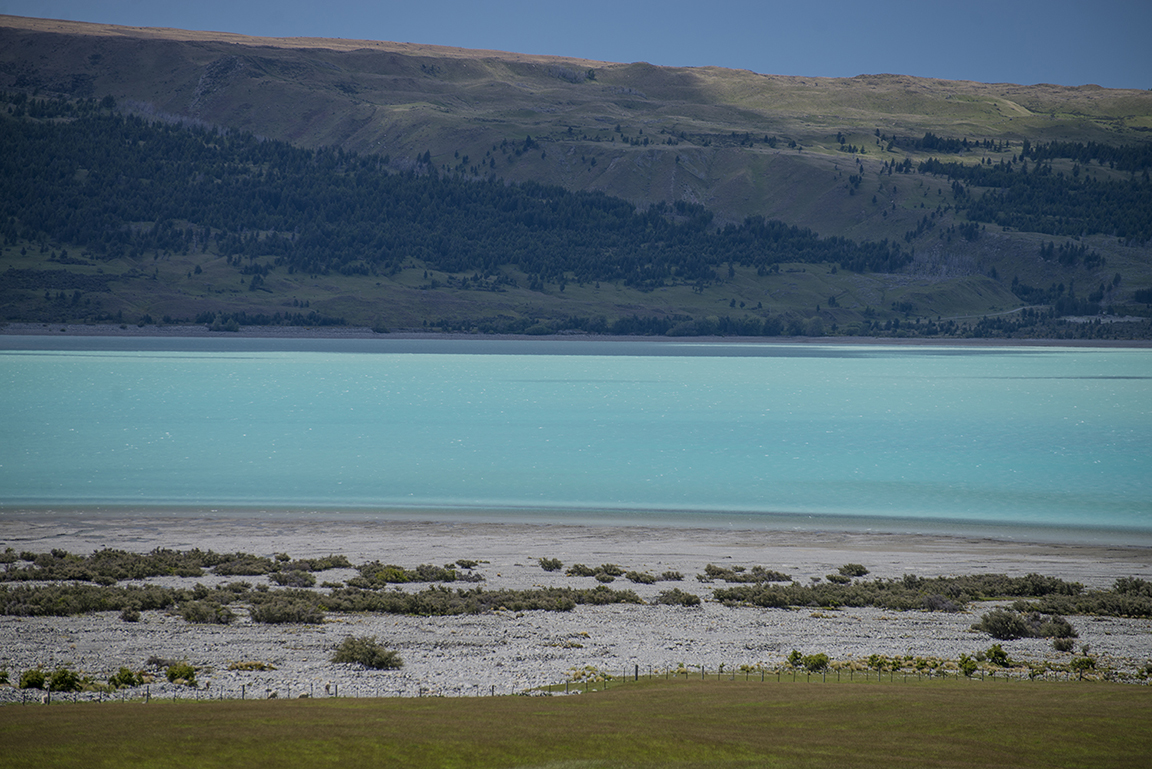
[{"x1": 1, "y1": 337, "x2": 1150, "y2": 544}]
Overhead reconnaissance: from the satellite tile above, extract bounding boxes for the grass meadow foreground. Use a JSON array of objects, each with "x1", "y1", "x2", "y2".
[{"x1": 3, "y1": 678, "x2": 1149, "y2": 768}]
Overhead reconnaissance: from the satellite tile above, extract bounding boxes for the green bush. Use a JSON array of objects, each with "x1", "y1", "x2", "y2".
[
  {"x1": 660, "y1": 571, "x2": 684, "y2": 582},
  {"x1": 626, "y1": 571, "x2": 657, "y2": 584},
  {"x1": 248, "y1": 593, "x2": 324, "y2": 624},
  {"x1": 984, "y1": 644, "x2": 1012, "y2": 667},
  {"x1": 108, "y1": 667, "x2": 140, "y2": 689},
  {"x1": 1053, "y1": 637, "x2": 1076, "y2": 653},
  {"x1": 802, "y1": 653, "x2": 830, "y2": 673},
  {"x1": 972, "y1": 609, "x2": 1030, "y2": 639},
  {"x1": 700, "y1": 564, "x2": 791, "y2": 583},
  {"x1": 972, "y1": 609, "x2": 1077, "y2": 640},
  {"x1": 594, "y1": 572, "x2": 616, "y2": 583},
  {"x1": 166, "y1": 661, "x2": 197, "y2": 686},
  {"x1": 838, "y1": 563, "x2": 870, "y2": 577},
  {"x1": 566, "y1": 564, "x2": 597, "y2": 577},
  {"x1": 120, "y1": 606, "x2": 141, "y2": 622},
  {"x1": 269, "y1": 570, "x2": 316, "y2": 588},
  {"x1": 179, "y1": 600, "x2": 236, "y2": 624},
  {"x1": 49, "y1": 667, "x2": 83, "y2": 692},
  {"x1": 19, "y1": 668, "x2": 45, "y2": 689},
  {"x1": 1070, "y1": 656, "x2": 1096, "y2": 679},
  {"x1": 653, "y1": 588, "x2": 701, "y2": 607},
  {"x1": 539, "y1": 557, "x2": 563, "y2": 572},
  {"x1": 331, "y1": 636, "x2": 403, "y2": 670}
]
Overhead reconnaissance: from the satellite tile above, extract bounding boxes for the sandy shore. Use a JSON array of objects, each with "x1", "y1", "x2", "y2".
[{"x1": 2, "y1": 515, "x2": 1151, "y2": 699}]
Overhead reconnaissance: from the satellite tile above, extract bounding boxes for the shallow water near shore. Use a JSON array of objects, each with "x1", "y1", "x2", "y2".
[{"x1": 2, "y1": 337, "x2": 1150, "y2": 545}]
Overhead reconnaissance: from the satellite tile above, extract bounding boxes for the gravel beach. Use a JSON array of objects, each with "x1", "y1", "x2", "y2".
[{"x1": 2, "y1": 515, "x2": 1151, "y2": 700}]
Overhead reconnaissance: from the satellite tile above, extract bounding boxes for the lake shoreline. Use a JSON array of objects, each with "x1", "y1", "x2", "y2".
[
  {"x1": 3, "y1": 322, "x2": 1151, "y2": 348},
  {"x1": 2, "y1": 514, "x2": 1150, "y2": 699}
]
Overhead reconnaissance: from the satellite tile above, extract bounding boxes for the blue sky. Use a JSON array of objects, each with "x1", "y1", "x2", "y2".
[{"x1": 2, "y1": 0, "x2": 1149, "y2": 89}]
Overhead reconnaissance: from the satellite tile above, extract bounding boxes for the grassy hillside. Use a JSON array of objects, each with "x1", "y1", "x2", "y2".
[{"x1": 1, "y1": 15, "x2": 1151, "y2": 338}]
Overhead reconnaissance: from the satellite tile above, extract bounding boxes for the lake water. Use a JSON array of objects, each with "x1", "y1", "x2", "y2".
[{"x1": 1, "y1": 336, "x2": 1150, "y2": 544}]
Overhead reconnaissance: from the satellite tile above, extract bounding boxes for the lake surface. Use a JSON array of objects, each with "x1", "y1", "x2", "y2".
[{"x1": 2, "y1": 336, "x2": 1150, "y2": 544}]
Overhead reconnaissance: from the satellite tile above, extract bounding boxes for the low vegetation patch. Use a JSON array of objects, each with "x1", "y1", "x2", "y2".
[
  {"x1": 652, "y1": 588, "x2": 702, "y2": 607},
  {"x1": 972, "y1": 608, "x2": 1077, "y2": 640},
  {"x1": 227, "y1": 661, "x2": 277, "y2": 672},
  {"x1": 165, "y1": 661, "x2": 197, "y2": 687},
  {"x1": 348, "y1": 561, "x2": 483, "y2": 588},
  {"x1": 713, "y1": 572, "x2": 1089, "y2": 612},
  {"x1": 698, "y1": 564, "x2": 791, "y2": 583},
  {"x1": 248, "y1": 591, "x2": 325, "y2": 624},
  {"x1": 331, "y1": 636, "x2": 404, "y2": 670},
  {"x1": 269, "y1": 570, "x2": 316, "y2": 588},
  {"x1": 179, "y1": 600, "x2": 236, "y2": 624}
]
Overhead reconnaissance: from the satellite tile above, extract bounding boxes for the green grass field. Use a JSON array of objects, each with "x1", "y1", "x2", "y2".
[{"x1": 4, "y1": 679, "x2": 1149, "y2": 768}]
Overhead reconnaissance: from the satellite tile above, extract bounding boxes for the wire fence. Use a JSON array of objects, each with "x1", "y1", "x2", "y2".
[{"x1": 4, "y1": 662, "x2": 1144, "y2": 706}]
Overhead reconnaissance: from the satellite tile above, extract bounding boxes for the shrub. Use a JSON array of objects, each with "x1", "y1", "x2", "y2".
[
  {"x1": 331, "y1": 636, "x2": 403, "y2": 670},
  {"x1": 248, "y1": 593, "x2": 324, "y2": 624},
  {"x1": 625, "y1": 571, "x2": 656, "y2": 584},
  {"x1": 19, "y1": 668, "x2": 46, "y2": 689},
  {"x1": 660, "y1": 571, "x2": 684, "y2": 581},
  {"x1": 838, "y1": 563, "x2": 869, "y2": 577},
  {"x1": 566, "y1": 564, "x2": 597, "y2": 577},
  {"x1": 972, "y1": 608, "x2": 1031, "y2": 640},
  {"x1": 1038, "y1": 614, "x2": 1077, "y2": 638},
  {"x1": 802, "y1": 653, "x2": 830, "y2": 673},
  {"x1": 921, "y1": 594, "x2": 961, "y2": 612},
  {"x1": 455, "y1": 559, "x2": 479, "y2": 570},
  {"x1": 179, "y1": 600, "x2": 236, "y2": 624},
  {"x1": 49, "y1": 667, "x2": 82, "y2": 692},
  {"x1": 269, "y1": 570, "x2": 316, "y2": 588},
  {"x1": 594, "y1": 572, "x2": 616, "y2": 583},
  {"x1": 984, "y1": 644, "x2": 1012, "y2": 667},
  {"x1": 1070, "y1": 656, "x2": 1096, "y2": 679},
  {"x1": 120, "y1": 606, "x2": 141, "y2": 622},
  {"x1": 825, "y1": 573, "x2": 851, "y2": 584},
  {"x1": 958, "y1": 654, "x2": 979, "y2": 678},
  {"x1": 1053, "y1": 637, "x2": 1076, "y2": 653},
  {"x1": 165, "y1": 661, "x2": 196, "y2": 686},
  {"x1": 653, "y1": 588, "x2": 701, "y2": 607},
  {"x1": 108, "y1": 667, "x2": 140, "y2": 688},
  {"x1": 972, "y1": 608, "x2": 1077, "y2": 640},
  {"x1": 598, "y1": 564, "x2": 624, "y2": 577},
  {"x1": 701, "y1": 564, "x2": 791, "y2": 583},
  {"x1": 539, "y1": 557, "x2": 563, "y2": 572}
]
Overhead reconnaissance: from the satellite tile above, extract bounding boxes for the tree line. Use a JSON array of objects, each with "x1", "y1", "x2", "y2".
[{"x1": 1, "y1": 93, "x2": 912, "y2": 291}]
